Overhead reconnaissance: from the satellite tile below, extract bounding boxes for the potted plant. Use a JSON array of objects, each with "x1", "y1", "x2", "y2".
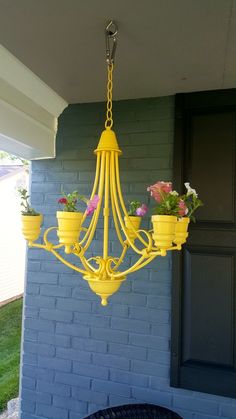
[
  {"x1": 124, "y1": 201, "x2": 148, "y2": 241},
  {"x1": 147, "y1": 181, "x2": 182, "y2": 250},
  {"x1": 18, "y1": 188, "x2": 42, "y2": 243},
  {"x1": 174, "y1": 182, "x2": 203, "y2": 246},
  {"x1": 57, "y1": 191, "x2": 99, "y2": 253}
]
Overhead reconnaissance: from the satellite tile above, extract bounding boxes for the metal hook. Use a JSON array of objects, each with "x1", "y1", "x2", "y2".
[{"x1": 105, "y1": 20, "x2": 118, "y2": 65}]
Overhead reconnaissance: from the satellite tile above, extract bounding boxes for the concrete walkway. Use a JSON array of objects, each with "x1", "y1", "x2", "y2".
[{"x1": 0, "y1": 398, "x2": 19, "y2": 419}]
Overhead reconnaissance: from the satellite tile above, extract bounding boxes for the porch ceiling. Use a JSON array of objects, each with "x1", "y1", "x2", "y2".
[{"x1": 0, "y1": 0, "x2": 236, "y2": 103}]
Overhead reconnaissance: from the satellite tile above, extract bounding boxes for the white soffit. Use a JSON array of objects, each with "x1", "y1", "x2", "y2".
[
  {"x1": 0, "y1": 0, "x2": 234, "y2": 102},
  {"x1": 0, "y1": 45, "x2": 68, "y2": 160}
]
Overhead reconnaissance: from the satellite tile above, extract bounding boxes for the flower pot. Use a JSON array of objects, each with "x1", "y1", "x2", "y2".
[
  {"x1": 124, "y1": 216, "x2": 141, "y2": 241},
  {"x1": 21, "y1": 214, "x2": 43, "y2": 243},
  {"x1": 174, "y1": 217, "x2": 190, "y2": 246},
  {"x1": 57, "y1": 211, "x2": 83, "y2": 253},
  {"x1": 151, "y1": 215, "x2": 177, "y2": 250}
]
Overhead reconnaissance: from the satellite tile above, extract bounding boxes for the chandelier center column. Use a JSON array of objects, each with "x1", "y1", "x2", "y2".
[{"x1": 103, "y1": 151, "x2": 110, "y2": 259}]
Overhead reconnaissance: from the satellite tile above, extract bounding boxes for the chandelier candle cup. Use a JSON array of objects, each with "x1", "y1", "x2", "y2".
[
  {"x1": 152, "y1": 215, "x2": 177, "y2": 251},
  {"x1": 124, "y1": 201, "x2": 148, "y2": 241},
  {"x1": 18, "y1": 188, "x2": 43, "y2": 244},
  {"x1": 124, "y1": 216, "x2": 141, "y2": 241},
  {"x1": 56, "y1": 211, "x2": 83, "y2": 253},
  {"x1": 148, "y1": 181, "x2": 203, "y2": 252},
  {"x1": 148, "y1": 181, "x2": 179, "y2": 251},
  {"x1": 21, "y1": 214, "x2": 43, "y2": 244},
  {"x1": 174, "y1": 217, "x2": 190, "y2": 248},
  {"x1": 57, "y1": 191, "x2": 99, "y2": 253}
]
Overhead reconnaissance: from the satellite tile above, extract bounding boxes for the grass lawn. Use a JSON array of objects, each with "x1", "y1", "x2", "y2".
[{"x1": 0, "y1": 298, "x2": 23, "y2": 412}]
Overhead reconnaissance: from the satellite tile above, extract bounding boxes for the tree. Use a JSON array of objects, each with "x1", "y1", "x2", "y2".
[{"x1": 0, "y1": 151, "x2": 28, "y2": 166}]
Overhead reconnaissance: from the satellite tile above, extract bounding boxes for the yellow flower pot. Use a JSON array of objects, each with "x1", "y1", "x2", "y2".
[
  {"x1": 152, "y1": 215, "x2": 177, "y2": 250},
  {"x1": 83, "y1": 274, "x2": 126, "y2": 306},
  {"x1": 124, "y1": 216, "x2": 141, "y2": 241},
  {"x1": 57, "y1": 211, "x2": 83, "y2": 253},
  {"x1": 174, "y1": 217, "x2": 190, "y2": 246},
  {"x1": 21, "y1": 214, "x2": 43, "y2": 243}
]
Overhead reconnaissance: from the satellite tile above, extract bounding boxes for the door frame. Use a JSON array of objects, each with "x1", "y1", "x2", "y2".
[{"x1": 170, "y1": 89, "x2": 236, "y2": 396}]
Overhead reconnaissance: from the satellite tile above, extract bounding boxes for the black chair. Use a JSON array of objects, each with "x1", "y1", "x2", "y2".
[{"x1": 84, "y1": 403, "x2": 182, "y2": 418}]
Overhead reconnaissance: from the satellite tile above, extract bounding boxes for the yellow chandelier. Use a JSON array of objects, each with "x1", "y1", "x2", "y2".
[{"x1": 21, "y1": 21, "x2": 189, "y2": 305}]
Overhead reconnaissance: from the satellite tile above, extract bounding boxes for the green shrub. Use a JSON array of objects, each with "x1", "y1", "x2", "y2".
[{"x1": 0, "y1": 298, "x2": 23, "y2": 412}]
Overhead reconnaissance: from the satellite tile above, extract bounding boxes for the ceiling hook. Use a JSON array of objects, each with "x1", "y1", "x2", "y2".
[{"x1": 105, "y1": 20, "x2": 118, "y2": 65}]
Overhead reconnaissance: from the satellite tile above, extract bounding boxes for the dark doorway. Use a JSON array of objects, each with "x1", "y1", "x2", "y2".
[{"x1": 171, "y1": 89, "x2": 236, "y2": 398}]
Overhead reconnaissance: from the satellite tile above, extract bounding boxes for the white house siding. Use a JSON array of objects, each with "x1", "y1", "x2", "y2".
[{"x1": 0, "y1": 168, "x2": 27, "y2": 304}]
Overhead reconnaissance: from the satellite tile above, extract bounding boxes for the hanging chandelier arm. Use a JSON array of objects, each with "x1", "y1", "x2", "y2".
[
  {"x1": 69, "y1": 245, "x2": 97, "y2": 272},
  {"x1": 79, "y1": 254, "x2": 97, "y2": 273},
  {"x1": 111, "y1": 254, "x2": 146, "y2": 278},
  {"x1": 83, "y1": 151, "x2": 106, "y2": 252},
  {"x1": 110, "y1": 152, "x2": 144, "y2": 254},
  {"x1": 114, "y1": 153, "x2": 153, "y2": 251},
  {"x1": 28, "y1": 242, "x2": 47, "y2": 250},
  {"x1": 28, "y1": 227, "x2": 64, "y2": 251},
  {"x1": 50, "y1": 248, "x2": 88, "y2": 275},
  {"x1": 113, "y1": 152, "x2": 152, "y2": 251},
  {"x1": 111, "y1": 252, "x2": 161, "y2": 279},
  {"x1": 135, "y1": 229, "x2": 155, "y2": 252},
  {"x1": 103, "y1": 152, "x2": 110, "y2": 259},
  {"x1": 108, "y1": 244, "x2": 128, "y2": 272},
  {"x1": 43, "y1": 227, "x2": 64, "y2": 249},
  {"x1": 86, "y1": 256, "x2": 105, "y2": 274},
  {"x1": 79, "y1": 213, "x2": 95, "y2": 246},
  {"x1": 81, "y1": 152, "x2": 101, "y2": 225},
  {"x1": 110, "y1": 152, "x2": 125, "y2": 246},
  {"x1": 79, "y1": 153, "x2": 101, "y2": 246},
  {"x1": 88, "y1": 151, "x2": 101, "y2": 198},
  {"x1": 129, "y1": 255, "x2": 157, "y2": 272}
]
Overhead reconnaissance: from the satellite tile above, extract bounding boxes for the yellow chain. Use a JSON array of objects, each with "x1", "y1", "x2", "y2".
[{"x1": 105, "y1": 63, "x2": 114, "y2": 129}]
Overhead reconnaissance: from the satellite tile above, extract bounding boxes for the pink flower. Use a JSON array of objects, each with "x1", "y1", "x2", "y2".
[
  {"x1": 86, "y1": 195, "x2": 100, "y2": 216},
  {"x1": 136, "y1": 204, "x2": 148, "y2": 217},
  {"x1": 58, "y1": 197, "x2": 68, "y2": 204},
  {"x1": 178, "y1": 199, "x2": 188, "y2": 217},
  {"x1": 147, "y1": 181, "x2": 172, "y2": 203}
]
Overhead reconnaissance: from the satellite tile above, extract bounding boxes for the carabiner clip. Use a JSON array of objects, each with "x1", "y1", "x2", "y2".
[{"x1": 105, "y1": 20, "x2": 118, "y2": 65}]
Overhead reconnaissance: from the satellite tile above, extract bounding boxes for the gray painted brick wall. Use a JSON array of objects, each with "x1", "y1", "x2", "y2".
[{"x1": 20, "y1": 97, "x2": 236, "y2": 419}]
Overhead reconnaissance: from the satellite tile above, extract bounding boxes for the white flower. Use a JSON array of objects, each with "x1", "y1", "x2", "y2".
[
  {"x1": 170, "y1": 190, "x2": 179, "y2": 196},
  {"x1": 184, "y1": 182, "x2": 198, "y2": 197}
]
